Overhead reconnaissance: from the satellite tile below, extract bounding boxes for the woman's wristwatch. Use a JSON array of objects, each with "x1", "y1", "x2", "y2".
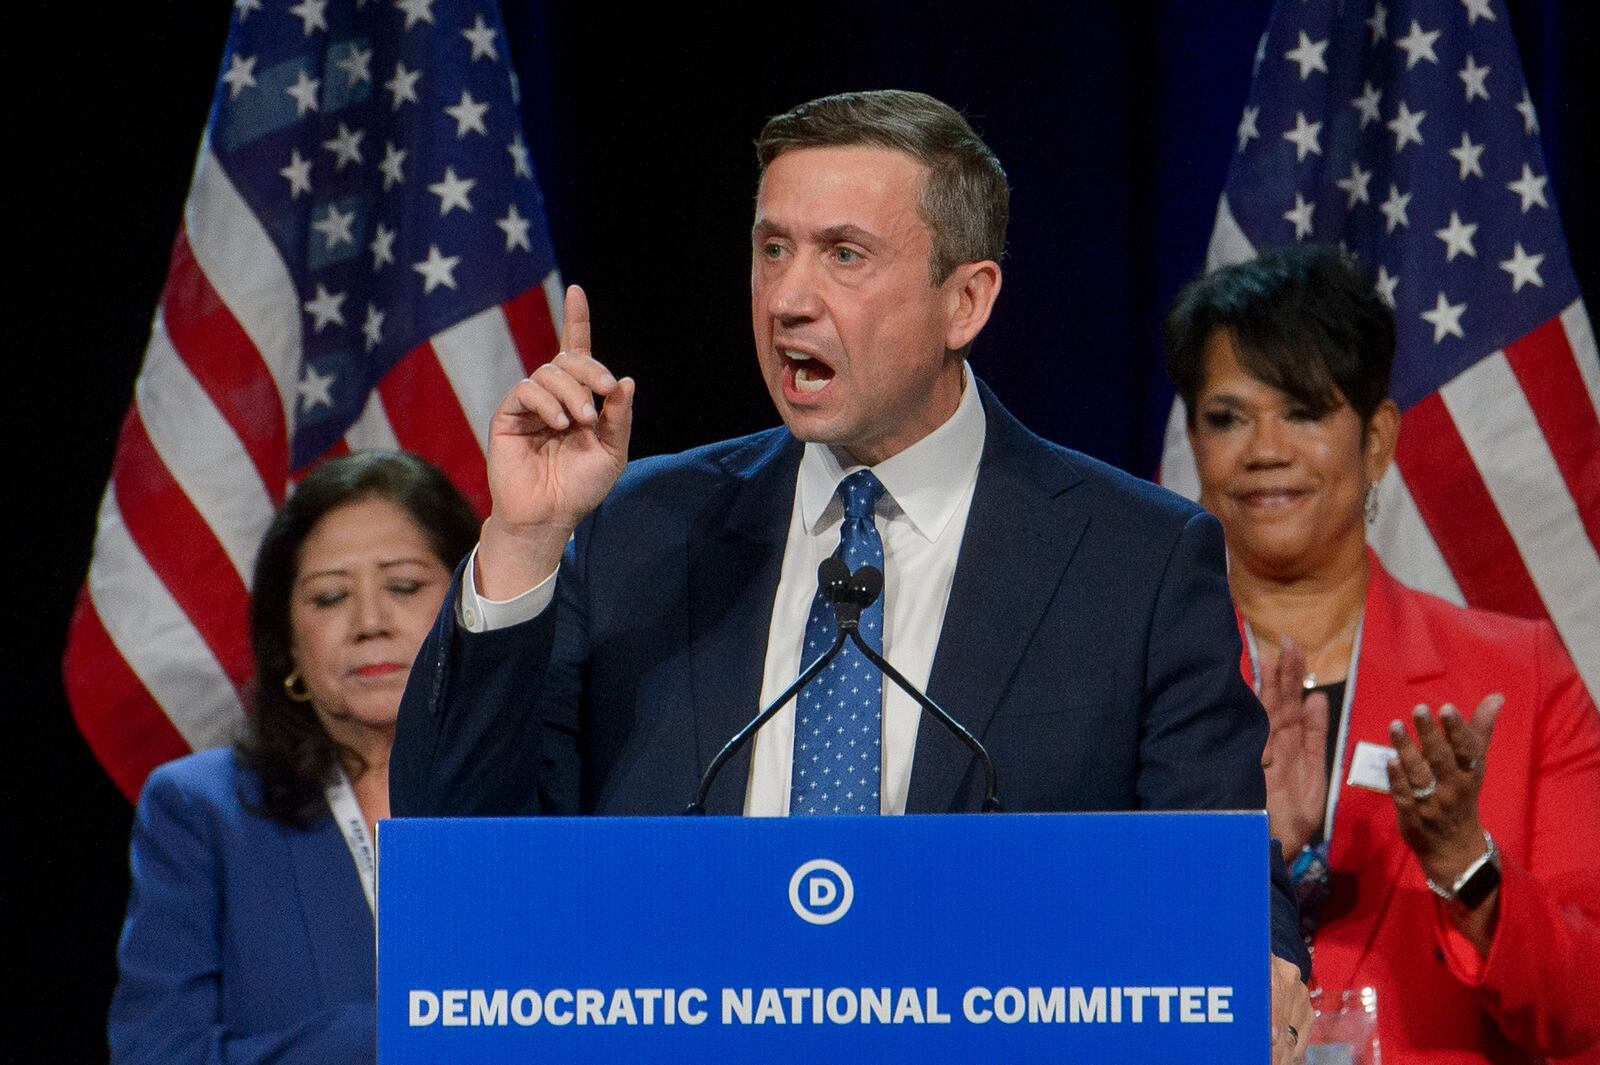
[{"x1": 1425, "y1": 830, "x2": 1501, "y2": 910}]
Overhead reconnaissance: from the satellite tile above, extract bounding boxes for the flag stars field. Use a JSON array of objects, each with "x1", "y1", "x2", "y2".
[
  {"x1": 303, "y1": 284, "x2": 347, "y2": 332},
  {"x1": 1337, "y1": 161, "x2": 1372, "y2": 208},
  {"x1": 1236, "y1": 106, "x2": 1259, "y2": 152},
  {"x1": 312, "y1": 203, "x2": 357, "y2": 249},
  {"x1": 223, "y1": 54, "x2": 257, "y2": 98},
  {"x1": 296, "y1": 363, "x2": 335, "y2": 412},
  {"x1": 508, "y1": 134, "x2": 533, "y2": 178},
  {"x1": 369, "y1": 222, "x2": 396, "y2": 270},
  {"x1": 379, "y1": 142, "x2": 407, "y2": 190},
  {"x1": 497, "y1": 204, "x2": 532, "y2": 252},
  {"x1": 1386, "y1": 101, "x2": 1426, "y2": 152},
  {"x1": 385, "y1": 62, "x2": 421, "y2": 109},
  {"x1": 335, "y1": 42, "x2": 373, "y2": 86},
  {"x1": 1507, "y1": 164, "x2": 1547, "y2": 212},
  {"x1": 396, "y1": 0, "x2": 437, "y2": 30},
  {"x1": 1394, "y1": 19, "x2": 1441, "y2": 69},
  {"x1": 1351, "y1": 81, "x2": 1383, "y2": 127},
  {"x1": 1458, "y1": 54, "x2": 1491, "y2": 102},
  {"x1": 1379, "y1": 183, "x2": 1411, "y2": 233},
  {"x1": 280, "y1": 149, "x2": 313, "y2": 197},
  {"x1": 286, "y1": 69, "x2": 321, "y2": 115},
  {"x1": 1421, "y1": 291, "x2": 1467, "y2": 342},
  {"x1": 413, "y1": 244, "x2": 461, "y2": 293},
  {"x1": 1284, "y1": 31, "x2": 1329, "y2": 80},
  {"x1": 1284, "y1": 193, "x2": 1315, "y2": 240},
  {"x1": 429, "y1": 166, "x2": 475, "y2": 215},
  {"x1": 1449, "y1": 132, "x2": 1484, "y2": 180},
  {"x1": 322, "y1": 122, "x2": 365, "y2": 170},
  {"x1": 462, "y1": 15, "x2": 498, "y2": 60},
  {"x1": 1366, "y1": 2, "x2": 1388, "y2": 44},
  {"x1": 444, "y1": 88, "x2": 490, "y2": 136},
  {"x1": 1283, "y1": 112, "x2": 1323, "y2": 161},
  {"x1": 1499, "y1": 244, "x2": 1544, "y2": 292},
  {"x1": 289, "y1": 0, "x2": 330, "y2": 35},
  {"x1": 1434, "y1": 211, "x2": 1478, "y2": 261}
]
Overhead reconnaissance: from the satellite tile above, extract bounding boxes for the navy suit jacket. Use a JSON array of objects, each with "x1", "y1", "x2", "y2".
[
  {"x1": 392, "y1": 382, "x2": 1307, "y2": 971},
  {"x1": 110, "y1": 749, "x2": 376, "y2": 1064}
]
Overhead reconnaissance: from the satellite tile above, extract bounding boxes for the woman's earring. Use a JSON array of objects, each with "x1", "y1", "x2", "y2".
[
  {"x1": 283, "y1": 670, "x2": 313, "y2": 703},
  {"x1": 1365, "y1": 483, "x2": 1380, "y2": 525}
]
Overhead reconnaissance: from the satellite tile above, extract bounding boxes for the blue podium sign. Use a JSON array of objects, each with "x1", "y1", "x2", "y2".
[{"x1": 378, "y1": 813, "x2": 1268, "y2": 1063}]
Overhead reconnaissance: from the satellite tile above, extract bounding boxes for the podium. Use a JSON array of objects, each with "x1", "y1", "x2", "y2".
[{"x1": 377, "y1": 812, "x2": 1269, "y2": 1062}]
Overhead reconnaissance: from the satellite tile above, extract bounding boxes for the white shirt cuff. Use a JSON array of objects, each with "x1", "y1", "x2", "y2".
[{"x1": 455, "y1": 543, "x2": 558, "y2": 632}]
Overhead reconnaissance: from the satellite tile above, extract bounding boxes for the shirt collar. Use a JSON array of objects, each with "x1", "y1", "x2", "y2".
[{"x1": 798, "y1": 363, "x2": 986, "y2": 543}]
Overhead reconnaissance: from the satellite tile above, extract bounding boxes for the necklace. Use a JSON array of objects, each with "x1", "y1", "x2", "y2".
[{"x1": 1251, "y1": 612, "x2": 1360, "y2": 689}]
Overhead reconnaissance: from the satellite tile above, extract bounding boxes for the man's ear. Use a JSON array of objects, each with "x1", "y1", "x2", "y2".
[{"x1": 942, "y1": 261, "x2": 1002, "y2": 352}]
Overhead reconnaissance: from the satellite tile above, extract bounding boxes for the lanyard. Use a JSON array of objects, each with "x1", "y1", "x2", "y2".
[
  {"x1": 324, "y1": 765, "x2": 377, "y2": 917},
  {"x1": 1244, "y1": 613, "x2": 1364, "y2": 843}
]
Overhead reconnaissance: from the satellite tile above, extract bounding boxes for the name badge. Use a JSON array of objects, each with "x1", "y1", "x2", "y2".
[{"x1": 1346, "y1": 740, "x2": 1396, "y2": 794}]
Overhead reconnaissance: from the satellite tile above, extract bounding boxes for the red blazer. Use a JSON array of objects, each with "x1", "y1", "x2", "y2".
[{"x1": 1246, "y1": 555, "x2": 1600, "y2": 1063}]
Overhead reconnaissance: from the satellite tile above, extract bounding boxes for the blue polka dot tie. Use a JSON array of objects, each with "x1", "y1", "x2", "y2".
[{"x1": 791, "y1": 470, "x2": 886, "y2": 815}]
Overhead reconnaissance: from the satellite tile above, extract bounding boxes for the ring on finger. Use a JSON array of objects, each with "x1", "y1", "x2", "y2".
[
  {"x1": 1411, "y1": 780, "x2": 1437, "y2": 800},
  {"x1": 1286, "y1": 1023, "x2": 1299, "y2": 1046}
]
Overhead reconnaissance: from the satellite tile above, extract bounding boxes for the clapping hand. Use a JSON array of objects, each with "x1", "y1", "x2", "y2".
[
  {"x1": 1259, "y1": 637, "x2": 1331, "y2": 860},
  {"x1": 1386, "y1": 695, "x2": 1503, "y2": 883}
]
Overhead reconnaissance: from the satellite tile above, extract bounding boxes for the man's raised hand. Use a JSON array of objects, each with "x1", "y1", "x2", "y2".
[{"x1": 477, "y1": 285, "x2": 634, "y2": 598}]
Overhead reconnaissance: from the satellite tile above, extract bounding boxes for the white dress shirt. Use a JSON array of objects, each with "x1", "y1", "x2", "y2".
[{"x1": 457, "y1": 366, "x2": 987, "y2": 816}]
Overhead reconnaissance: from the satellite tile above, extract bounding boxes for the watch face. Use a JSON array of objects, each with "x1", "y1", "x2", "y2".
[{"x1": 1455, "y1": 859, "x2": 1502, "y2": 910}]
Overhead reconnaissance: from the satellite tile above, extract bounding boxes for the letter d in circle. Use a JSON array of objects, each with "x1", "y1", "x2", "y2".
[{"x1": 789, "y1": 859, "x2": 854, "y2": 925}]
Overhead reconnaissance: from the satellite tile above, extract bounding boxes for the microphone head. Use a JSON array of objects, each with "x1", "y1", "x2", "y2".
[
  {"x1": 851, "y1": 565, "x2": 884, "y2": 608},
  {"x1": 817, "y1": 556, "x2": 852, "y2": 604}
]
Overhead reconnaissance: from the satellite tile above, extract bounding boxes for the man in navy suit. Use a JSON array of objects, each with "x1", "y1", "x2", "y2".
[{"x1": 391, "y1": 89, "x2": 1312, "y2": 1061}]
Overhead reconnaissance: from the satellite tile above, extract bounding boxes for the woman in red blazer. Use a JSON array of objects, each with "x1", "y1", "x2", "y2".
[{"x1": 1166, "y1": 245, "x2": 1600, "y2": 1064}]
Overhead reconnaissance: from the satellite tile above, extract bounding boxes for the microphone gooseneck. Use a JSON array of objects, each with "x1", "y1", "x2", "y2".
[
  {"x1": 688, "y1": 557, "x2": 1004, "y2": 814},
  {"x1": 827, "y1": 564, "x2": 1002, "y2": 813},
  {"x1": 685, "y1": 558, "x2": 854, "y2": 814}
]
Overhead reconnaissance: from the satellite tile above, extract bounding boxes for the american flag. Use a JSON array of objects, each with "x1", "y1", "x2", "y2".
[
  {"x1": 1160, "y1": 0, "x2": 1600, "y2": 700},
  {"x1": 63, "y1": 0, "x2": 562, "y2": 800}
]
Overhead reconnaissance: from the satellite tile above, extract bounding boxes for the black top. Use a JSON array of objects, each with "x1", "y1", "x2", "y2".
[{"x1": 1309, "y1": 679, "x2": 1347, "y2": 846}]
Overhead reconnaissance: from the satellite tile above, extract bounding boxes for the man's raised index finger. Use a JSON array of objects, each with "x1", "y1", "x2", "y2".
[{"x1": 562, "y1": 284, "x2": 591, "y2": 357}]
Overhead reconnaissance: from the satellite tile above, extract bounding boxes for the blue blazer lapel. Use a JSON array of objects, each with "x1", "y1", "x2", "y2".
[
  {"x1": 289, "y1": 813, "x2": 376, "y2": 1001},
  {"x1": 686, "y1": 430, "x2": 802, "y2": 814},
  {"x1": 910, "y1": 383, "x2": 1088, "y2": 812}
]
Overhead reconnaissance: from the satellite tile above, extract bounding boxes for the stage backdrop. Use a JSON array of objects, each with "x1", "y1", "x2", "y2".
[{"x1": 15, "y1": 2, "x2": 1593, "y2": 1062}]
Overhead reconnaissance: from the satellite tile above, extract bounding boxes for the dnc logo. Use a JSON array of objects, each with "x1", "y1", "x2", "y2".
[{"x1": 788, "y1": 859, "x2": 854, "y2": 925}]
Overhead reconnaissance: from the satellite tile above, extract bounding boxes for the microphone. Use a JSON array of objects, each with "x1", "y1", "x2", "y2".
[
  {"x1": 685, "y1": 558, "x2": 856, "y2": 814},
  {"x1": 820, "y1": 564, "x2": 1003, "y2": 813},
  {"x1": 686, "y1": 558, "x2": 1004, "y2": 814}
]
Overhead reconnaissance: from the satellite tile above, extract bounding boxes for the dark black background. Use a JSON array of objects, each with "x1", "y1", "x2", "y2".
[{"x1": 13, "y1": 2, "x2": 1593, "y2": 1061}]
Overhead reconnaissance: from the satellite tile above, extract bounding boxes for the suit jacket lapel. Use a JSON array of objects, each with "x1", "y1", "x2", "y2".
[
  {"x1": 686, "y1": 430, "x2": 802, "y2": 814},
  {"x1": 290, "y1": 814, "x2": 376, "y2": 1000},
  {"x1": 910, "y1": 384, "x2": 1087, "y2": 812},
  {"x1": 1315, "y1": 553, "x2": 1445, "y2": 991}
]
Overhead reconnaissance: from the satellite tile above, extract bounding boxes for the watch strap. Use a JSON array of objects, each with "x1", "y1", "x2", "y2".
[{"x1": 1425, "y1": 830, "x2": 1500, "y2": 909}]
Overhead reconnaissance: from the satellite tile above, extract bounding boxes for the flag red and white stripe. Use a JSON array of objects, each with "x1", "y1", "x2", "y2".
[
  {"x1": 1161, "y1": 0, "x2": 1600, "y2": 701},
  {"x1": 64, "y1": 2, "x2": 561, "y2": 800}
]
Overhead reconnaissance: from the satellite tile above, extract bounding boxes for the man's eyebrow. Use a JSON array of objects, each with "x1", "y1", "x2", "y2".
[
  {"x1": 816, "y1": 224, "x2": 876, "y2": 246},
  {"x1": 750, "y1": 220, "x2": 878, "y2": 245}
]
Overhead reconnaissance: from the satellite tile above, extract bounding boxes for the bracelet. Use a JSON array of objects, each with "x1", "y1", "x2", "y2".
[{"x1": 1424, "y1": 830, "x2": 1498, "y2": 903}]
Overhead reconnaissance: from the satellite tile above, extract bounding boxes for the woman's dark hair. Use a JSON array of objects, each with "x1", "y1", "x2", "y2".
[
  {"x1": 236, "y1": 451, "x2": 479, "y2": 826},
  {"x1": 1164, "y1": 244, "x2": 1396, "y2": 426}
]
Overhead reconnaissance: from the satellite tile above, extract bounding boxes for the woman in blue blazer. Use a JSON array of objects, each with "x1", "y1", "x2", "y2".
[{"x1": 109, "y1": 452, "x2": 478, "y2": 1064}]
